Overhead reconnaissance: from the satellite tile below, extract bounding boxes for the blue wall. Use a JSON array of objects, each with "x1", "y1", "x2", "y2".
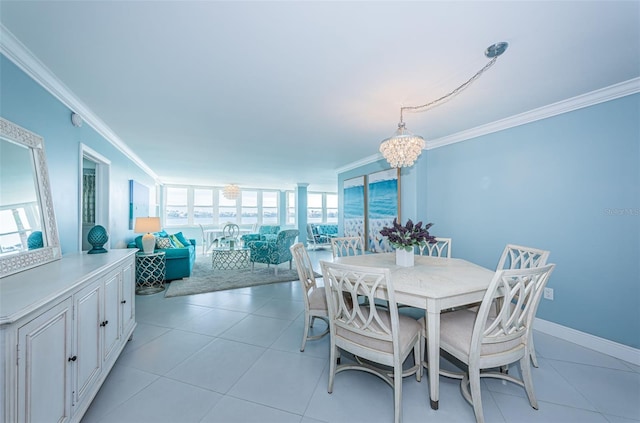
[
  {"x1": 1, "y1": 55, "x2": 156, "y2": 253},
  {"x1": 341, "y1": 94, "x2": 640, "y2": 349}
]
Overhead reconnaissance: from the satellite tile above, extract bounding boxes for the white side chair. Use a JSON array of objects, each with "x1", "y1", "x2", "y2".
[
  {"x1": 496, "y1": 244, "x2": 550, "y2": 367},
  {"x1": 438, "y1": 264, "x2": 555, "y2": 423},
  {"x1": 290, "y1": 242, "x2": 329, "y2": 352},
  {"x1": 330, "y1": 236, "x2": 363, "y2": 259},
  {"x1": 417, "y1": 237, "x2": 452, "y2": 258},
  {"x1": 320, "y1": 260, "x2": 422, "y2": 423},
  {"x1": 219, "y1": 223, "x2": 240, "y2": 248}
]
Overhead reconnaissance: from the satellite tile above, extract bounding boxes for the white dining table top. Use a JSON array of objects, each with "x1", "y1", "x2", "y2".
[{"x1": 333, "y1": 253, "x2": 494, "y2": 300}]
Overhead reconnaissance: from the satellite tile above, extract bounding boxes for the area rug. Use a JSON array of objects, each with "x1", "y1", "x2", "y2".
[{"x1": 164, "y1": 256, "x2": 319, "y2": 298}]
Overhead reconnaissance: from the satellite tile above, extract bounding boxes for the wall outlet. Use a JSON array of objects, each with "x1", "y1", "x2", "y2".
[{"x1": 544, "y1": 287, "x2": 554, "y2": 300}]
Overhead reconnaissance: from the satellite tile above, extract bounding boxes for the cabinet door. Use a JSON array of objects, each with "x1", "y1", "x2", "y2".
[
  {"x1": 17, "y1": 298, "x2": 73, "y2": 423},
  {"x1": 73, "y1": 281, "x2": 102, "y2": 406},
  {"x1": 102, "y1": 271, "x2": 121, "y2": 364},
  {"x1": 120, "y1": 260, "x2": 135, "y2": 337}
]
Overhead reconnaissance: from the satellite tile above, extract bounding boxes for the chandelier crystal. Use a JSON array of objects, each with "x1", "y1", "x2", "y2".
[
  {"x1": 380, "y1": 42, "x2": 508, "y2": 168},
  {"x1": 223, "y1": 184, "x2": 241, "y2": 200},
  {"x1": 379, "y1": 122, "x2": 425, "y2": 168}
]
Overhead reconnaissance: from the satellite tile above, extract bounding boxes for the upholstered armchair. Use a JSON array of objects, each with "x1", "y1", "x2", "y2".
[
  {"x1": 241, "y1": 225, "x2": 281, "y2": 245},
  {"x1": 246, "y1": 229, "x2": 299, "y2": 275}
]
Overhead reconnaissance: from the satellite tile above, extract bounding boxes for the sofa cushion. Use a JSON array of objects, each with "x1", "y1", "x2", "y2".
[
  {"x1": 156, "y1": 237, "x2": 173, "y2": 249},
  {"x1": 169, "y1": 234, "x2": 185, "y2": 248},
  {"x1": 173, "y1": 231, "x2": 191, "y2": 247}
]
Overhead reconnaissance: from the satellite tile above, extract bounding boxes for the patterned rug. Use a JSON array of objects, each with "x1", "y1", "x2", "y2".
[{"x1": 164, "y1": 256, "x2": 317, "y2": 298}]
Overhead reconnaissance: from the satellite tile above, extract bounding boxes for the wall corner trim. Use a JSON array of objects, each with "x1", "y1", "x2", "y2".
[
  {"x1": 427, "y1": 77, "x2": 640, "y2": 150},
  {"x1": 534, "y1": 317, "x2": 640, "y2": 366}
]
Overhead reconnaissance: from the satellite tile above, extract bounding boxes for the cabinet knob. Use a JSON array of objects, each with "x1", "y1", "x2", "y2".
[
  {"x1": 68, "y1": 355, "x2": 77, "y2": 362},
  {"x1": 100, "y1": 320, "x2": 109, "y2": 327},
  {"x1": 121, "y1": 300, "x2": 127, "y2": 304}
]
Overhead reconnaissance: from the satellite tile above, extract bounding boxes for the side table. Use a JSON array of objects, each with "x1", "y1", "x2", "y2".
[
  {"x1": 211, "y1": 247, "x2": 251, "y2": 270},
  {"x1": 135, "y1": 251, "x2": 166, "y2": 294}
]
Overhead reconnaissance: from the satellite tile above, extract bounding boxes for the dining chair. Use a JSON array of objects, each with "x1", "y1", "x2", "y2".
[
  {"x1": 320, "y1": 260, "x2": 422, "y2": 423},
  {"x1": 496, "y1": 244, "x2": 550, "y2": 367},
  {"x1": 330, "y1": 236, "x2": 363, "y2": 259},
  {"x1": 198, "y1": 224, "x2": 209, "y2": 255},
  {"x1": 417, "y1": 237, "x2": 452, "y2": 258},
  {"x1": 437, "y1": 264, "x2": 555, "y2": 423},
  {"x1": 290, "y1": 243, "x2": 329, "y2": 351},
  {"x1": 219, "y1": 223, "x2": 241, "y2": 248}
]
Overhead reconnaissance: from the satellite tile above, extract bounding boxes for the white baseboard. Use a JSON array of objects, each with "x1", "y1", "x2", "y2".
[{"x1": 534, "y1": 318, "x2": 640, "y2": 366}]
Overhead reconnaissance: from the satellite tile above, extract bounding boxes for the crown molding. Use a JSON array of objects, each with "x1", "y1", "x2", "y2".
[
  {"x1": 0, "y1": 24, "x2": 159, "y2": 182},
  {"x1": 427, "y1": 77, "x2": 640, "y2": 150}
]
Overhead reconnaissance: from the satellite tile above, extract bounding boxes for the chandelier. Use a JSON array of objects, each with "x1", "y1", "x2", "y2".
[
  {"x1": 222, "y1": 184, "x2": 241, "y2": 200},
  {"x1": 380, "y1": 42, "x2": 509, "y2": 168}
]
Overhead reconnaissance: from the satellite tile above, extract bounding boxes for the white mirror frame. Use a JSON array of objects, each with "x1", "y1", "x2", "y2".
[{"x1": 0, "y1": 117, "x2": 61, "y2": 277}]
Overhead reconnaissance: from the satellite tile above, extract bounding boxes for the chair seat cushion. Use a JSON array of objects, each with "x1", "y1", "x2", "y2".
[
  {"x1": 336, "y1": 307, "x2": 421, "y2": 356},
  {"x1": 439, "y1": 309, "x2": 522, "y2": 357},
  {"x1": 308, "y1": 287, "x2": 327, "y2": 312}
]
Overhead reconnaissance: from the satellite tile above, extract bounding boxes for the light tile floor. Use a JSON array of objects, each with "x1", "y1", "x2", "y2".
[{"x1": 82, "y1": 249, "x2": 640, "y2": 423}]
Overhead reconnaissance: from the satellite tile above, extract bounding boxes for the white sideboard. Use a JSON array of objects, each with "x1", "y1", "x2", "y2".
[{"x1": 0, "y1": 249, "x2": 137, "y2": 423}]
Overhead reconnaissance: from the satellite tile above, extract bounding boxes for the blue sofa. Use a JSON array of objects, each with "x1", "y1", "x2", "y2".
[
  {"x1": 128, "y1": 230, "x2": 196, "y2": 281},
  {"x1": 307, "y1": 223, "x2": 338, "y2": 249}
]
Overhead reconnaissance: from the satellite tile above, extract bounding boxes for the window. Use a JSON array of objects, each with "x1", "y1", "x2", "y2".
[
  {"x1": 326, "y1": 193, "x2": 338, "y2": 223},
  {"x1": 218, "y1": 191, "x2": 237, "y2": 224},
  {"x1": 307, "y1": 193, "x2": 323, "y2": 223},
  {"x1": 165, "y1": 187, "x2": 188, "y2": 226},
  {"x1": 241, "y1": 191, "x2": 258, "y2": 225},
  {"x1": 193, "y1": 188, "x2": 214, "y2": 225},
  {"x1": 262, "y1": 191, "x2": 279, "y2": 224},
  {"x1": 286, "y1": 191, "x2": 296, "y2": 225}
]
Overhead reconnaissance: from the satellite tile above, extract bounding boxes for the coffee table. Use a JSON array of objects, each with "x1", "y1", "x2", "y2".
[{"x1": 211, "y1": 247, "x2": 251, "y2": 270}]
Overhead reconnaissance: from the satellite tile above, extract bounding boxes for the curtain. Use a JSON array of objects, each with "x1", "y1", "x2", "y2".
[{"x1": 83, "y1": 170, "x2": 96, "y2": 224}]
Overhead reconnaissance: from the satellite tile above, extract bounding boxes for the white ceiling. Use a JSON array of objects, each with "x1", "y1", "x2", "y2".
[{"x1": 1, "y1": 1, "x2": 639, "y2": 192}]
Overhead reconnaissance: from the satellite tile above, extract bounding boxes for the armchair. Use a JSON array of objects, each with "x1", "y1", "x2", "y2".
[
  {"x1": 246, "y1": 229, "x2": 299, "y2": 275},
  {"x1": 241, "y1": 225, "x2": 280, "y2": 245}
]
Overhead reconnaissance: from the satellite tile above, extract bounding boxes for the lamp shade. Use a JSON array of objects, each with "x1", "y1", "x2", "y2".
[
  {"x1": 134, "y1": 217, "x2": 161, "y2": 254},
  {"x1": 134, "y1": 217, "x2": 161, "y2": 234}
]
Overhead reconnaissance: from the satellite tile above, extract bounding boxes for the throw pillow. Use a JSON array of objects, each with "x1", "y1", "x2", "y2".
[
  {"x1": 156, "y1": 237, "x2": 173, "y2": 249},
  {"x1": 169, "y1": 234, "x2": 184, "y2": 248},
  {"x1": 173, "y1": 231, "x2": 191, "y2": 247}
]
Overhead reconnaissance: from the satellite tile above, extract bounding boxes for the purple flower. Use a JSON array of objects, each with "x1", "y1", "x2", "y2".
[{"x1": 380, "y1": 218, "x2": 436, "y2": 251}]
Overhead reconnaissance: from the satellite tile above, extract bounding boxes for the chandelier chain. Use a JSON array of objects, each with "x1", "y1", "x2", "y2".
[{"x1": 400, "y1": 56, "x2": 499, "y2": 123}]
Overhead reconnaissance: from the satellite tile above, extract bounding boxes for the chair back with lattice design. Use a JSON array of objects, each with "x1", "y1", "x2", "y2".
[
  {"x1": 291, "y1": 242, "x2": 318, "y2": 300},
  {"x1": 330, "y1": 236, "x2": 363, "y2": 259},
  {"x1": 497, "y1": 244, "x2": 549, "y2": 270},
  {"x1": 472, "y1": 264, "x2": 554, "y2": 358},
  {"x1": 417, "y1": 237, "x2": 452, "y2": 258},
  {"x1": 320, "y1": 261, "x2": 400, "y2": 361}
]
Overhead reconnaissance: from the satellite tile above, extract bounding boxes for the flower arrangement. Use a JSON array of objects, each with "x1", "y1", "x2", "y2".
[{"x1": 379, "y1": 218, "x2": 436, "y2": 251}]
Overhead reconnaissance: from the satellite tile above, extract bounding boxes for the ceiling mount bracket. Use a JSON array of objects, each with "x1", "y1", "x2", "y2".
[{"x1": 485, "y1": 42, "x2": 509, "y2": 58}]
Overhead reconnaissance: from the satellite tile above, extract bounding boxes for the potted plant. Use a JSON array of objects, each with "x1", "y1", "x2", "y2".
[{"x1": 380, "y1": 218, "x2": 436, "y2": 266}]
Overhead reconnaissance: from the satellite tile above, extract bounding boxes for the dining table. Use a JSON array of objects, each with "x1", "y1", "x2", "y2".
[{"x1": 334, "y1": 252, "x2": 495, "y2": 410}]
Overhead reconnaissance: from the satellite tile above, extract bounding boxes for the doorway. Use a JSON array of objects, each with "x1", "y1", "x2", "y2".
[{"x1": 80, "y1": 144, "x2": 110, "y2": 251}]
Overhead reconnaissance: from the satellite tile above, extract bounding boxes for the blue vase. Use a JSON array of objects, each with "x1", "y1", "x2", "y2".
[{"x1": 87, "y1": 225, "x2": 109, "y2": 254}]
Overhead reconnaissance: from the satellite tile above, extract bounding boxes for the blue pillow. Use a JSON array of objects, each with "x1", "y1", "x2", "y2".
[
  {"x1": 173, "y1": 232, "x2": 191, "y2": 247},
  {"x1": 134, "y1": 235, "x2": 144, "y2": 250}
]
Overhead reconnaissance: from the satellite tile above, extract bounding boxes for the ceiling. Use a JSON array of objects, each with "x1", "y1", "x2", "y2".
[{"x1": 1, "y1": 1, "x2": 638, "y2": 192}]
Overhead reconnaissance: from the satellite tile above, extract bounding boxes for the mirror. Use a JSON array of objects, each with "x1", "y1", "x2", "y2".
[{"x1": 0, "y1": 117, "x2": 61, "y2": 277}]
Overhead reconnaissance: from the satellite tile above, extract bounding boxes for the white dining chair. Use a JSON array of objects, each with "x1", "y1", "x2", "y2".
[
  {"x1": 417, "y1": 237, "x2": 452, "y2": 258},
  {"x1": 320, "y1": 260, "x2": 422, "y2": 423},
  {"x1": 495, "y1": 244, "x2": 550, "y2": 367},
  {"x1": 330, "y1": 236, "x2": 364, "y2": 258},
  {"x1": 437, "y1": 264, "x2": 555, "y2": 423},
  {"x1": 290, "y1": 242, "x2": 329, "y2": 352}
]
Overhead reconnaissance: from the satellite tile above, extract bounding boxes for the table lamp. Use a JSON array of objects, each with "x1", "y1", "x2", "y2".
[{"x1": 134, "y1": 217, "x2": 161, "y2": 254}]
